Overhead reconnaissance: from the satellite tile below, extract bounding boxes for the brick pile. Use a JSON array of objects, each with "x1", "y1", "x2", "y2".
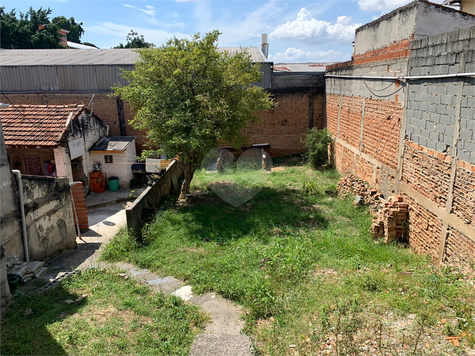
[
  {"x1": 337, "y1": 175, "x2": 408, "y2": 243},
  {"x1": 372, "y1": 196, "x2": 408, "y2": 243},
  {"x1": 337, "y1": 175, "x2": 383, "y2": 213}
]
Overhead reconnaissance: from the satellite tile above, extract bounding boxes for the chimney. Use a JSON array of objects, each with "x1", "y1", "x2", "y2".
[
  {"x1": 261, "y1": 34, "x2": 269, "y2": 59},
  {"x1": 57, "y1": 29, "x2": 69, "y2": 48}
]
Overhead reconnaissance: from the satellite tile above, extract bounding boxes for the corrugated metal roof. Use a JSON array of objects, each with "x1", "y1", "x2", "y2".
[
  {"x1": 0, "y1": 47, "x2": 268, "y2": 66},
  {"x1": 273, "y1": 63, "x2": 331, "y2": 73},
  {"x1": 1, "y1": 104, "x2": 84, "y2": 147},
  {"x1": 90, "y1": 136, "x2": 135, "y2": 152},
  {"x1": 218, "y1": 47, "x2": 268, "y2": 62}
]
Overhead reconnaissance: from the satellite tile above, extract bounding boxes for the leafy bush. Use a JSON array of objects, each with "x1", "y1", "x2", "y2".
[{"x1": 304, "y1": 128, "x2": 332, "y2": 168}]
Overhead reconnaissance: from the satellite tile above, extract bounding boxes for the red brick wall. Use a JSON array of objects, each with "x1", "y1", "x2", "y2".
[
  {"x1": 339, "y1": 97, "x2": 363, "y2": 148},
  {"x1": 404, "y1": 194, "x2": 443, "y2": 260},
  {"x1": 70, "y1": 182, "x2": 88, "y2": 231},
  {"x1": 402, "y1": 142, "x2": 452, "y2": 208},
  {"x1": 361, "y1": 99, "x2": 402, "y2": 170},
  {"x1": 5, "y1": 91, "x2": 323, "y2": 158},
  {"x1": 445, "y1": 227, "x2": 475, "y2": 265},
  {"x1": 353, "y1": 39, "x2": 411, "y2": 65},
  {"x1": 326, "y1": 94, "x2": 340, "y2": 136},
  {"x1": 244, "y1": 92, "x2": 324, "y2": 157},
  {"x1": 453, "y1": 162, "x2": 475, "y2": 228}
]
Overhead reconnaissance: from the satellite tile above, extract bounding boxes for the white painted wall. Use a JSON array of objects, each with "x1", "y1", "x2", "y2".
[{"x1": 90, "y1": 138, "x2": 137, "y2": 188}]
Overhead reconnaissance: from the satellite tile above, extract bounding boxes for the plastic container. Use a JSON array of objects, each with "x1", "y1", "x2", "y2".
[
  {"x1": 130, "y1": 178, "x2": 139, "y2": 188},
  {"x1": 8, "y1": 276, "x2": 19, "y2": 293},
  {"x1": 108, "y1": 176, "x2": 120, "y2": 191}
]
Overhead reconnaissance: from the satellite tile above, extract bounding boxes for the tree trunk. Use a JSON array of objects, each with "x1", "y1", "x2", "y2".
[{"x1": 179, "y1": 160, "x2": 195, "y2": 199}]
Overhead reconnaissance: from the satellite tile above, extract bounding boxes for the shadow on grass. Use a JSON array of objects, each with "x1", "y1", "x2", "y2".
[
  {"x1": 175, "y1": 187, "x2": 329, "y2": 245},
  {"x1": 1, "y1": 285, "x2": 85, "y2": 356}
]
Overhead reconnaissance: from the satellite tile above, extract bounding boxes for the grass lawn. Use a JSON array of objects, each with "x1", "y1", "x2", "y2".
[
  {"x1": 102, "y1": 156, "x2": 475, "y2": 355},
  {"x1": 1, "y1": 269, "x2": 207, "y2": 356}
]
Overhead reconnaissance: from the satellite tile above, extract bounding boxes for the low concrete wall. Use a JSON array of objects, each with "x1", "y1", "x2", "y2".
[
  {"x1": 126, "y1": 160, "x2": 183, "y2": 230},
  {"x1": 14, "y1": 176, "x2": 76, "y2": 260}
]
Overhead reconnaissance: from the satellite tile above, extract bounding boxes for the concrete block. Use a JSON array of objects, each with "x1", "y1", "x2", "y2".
[
  {"x1": 430, "y1": 112, "x2": 440, "y2": 122},
  {"x1": 428, "y1": 85, "x2": 437, "y2": 94},
  {"x1": 459, "y1": 27, "x2": 471, "y2": 41},
  {"x1": 446, "y1": 106, "x2": 456, "y2": 117},
  {"x1": 427, "y1": 103, "x2": 437, "y2": 112},
  {"x1": 435, "y1": 123, "x2": 446, "y2": 134},
  {"x1": 445, "y1": 125, "x2": 455, "y2": 137},
  {"x1": 436, "y1": 85, "x2": 448, "y2": 95},
  {"x1": 421, "y1": 128, "x2": 430, "y2": 138},
  {"x1": 436, "y1": 142, "x2": 447, "y2": 152},
  {"x1": 419, "y1": 102, "x2": 428, "y2": 111},
  {"x1": 463, "y1": 84, "x2": 475, "y2": 97},
  {"x1": 448, "y1": 65, "x2": 459, "y2": 75},
  {"x1": 440, "y1": 95, "x2": 452, "y2": 105},
  {"x1": 460, "y1": 129, "x2": 473, "y2": 140},
  {"x1": 444, "y1": 133, "x2": 453, "y2": 145},
  {"x1": 470, "y1": 151, "x2": 475, "y2": 164},
  {"x1": 461, "y1": 107, "x2": 475, "y2": 119},
  {"x1": 422, "y1": 111, "x2": 431, "y2": 121},
  {"x1": 429, "y1": 130, "x2": 439, "y2": 142},
  {"x1": 439, "y1": 114, "x2": 452, "y2": 126},
  {"x1": 426, "y1": 139, "x2": 436, "y2": 150},
  {"x1": 463, "y1": 140, "x2": 475, "y2": 153},
  {"x1": 466, "y1": 119, "x2": 475, "y2": 130},
  {"x1": 458, "y1": 149, "x2": 471, "y2": 162},
  {"x1": 425, "y1": 120, "x2": 435, "y2": 130},
  {"x1": 467, "y1": 96, "x2": 475, "y2": 109}
]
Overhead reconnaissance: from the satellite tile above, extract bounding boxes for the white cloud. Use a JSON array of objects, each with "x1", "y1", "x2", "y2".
[
  {"x1": 269, "y1": 8, "x2": 361, "y2": 45},
  {"x1": 269, "y1": 47, "x2": 348, "y2": 62},
  {"x1": 86, "y1": 22, "x2": 189, "y2": 48},
  {"x1": 124, "y1": 4, "x2": 155, "y2": 16},
  {"x1": 356, "y1": 0, "x2": 411, "y2": 13},
  {"x1": 123, "y1": 4, "x2": 184, "y2": 30},
  {"x1": 192, "y1": 0, "x2": 284, "y2": 47}
]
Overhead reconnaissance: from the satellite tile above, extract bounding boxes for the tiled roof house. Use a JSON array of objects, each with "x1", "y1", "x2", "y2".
[{"x1": 1, "y1": 104, "x2": 106, "y2": 192}]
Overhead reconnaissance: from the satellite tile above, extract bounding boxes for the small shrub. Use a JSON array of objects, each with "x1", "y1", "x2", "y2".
[{"x1": 303, "y1": 128, "x2": 332, "y2": 168}]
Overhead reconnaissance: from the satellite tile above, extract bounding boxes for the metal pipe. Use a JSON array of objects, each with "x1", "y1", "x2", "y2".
[
  {"x1": 325, "y1": 72, "x2": 475, "y2": 80},
  {"x1": 11, "y1": 170, "x2": 29, "y2": 262}
]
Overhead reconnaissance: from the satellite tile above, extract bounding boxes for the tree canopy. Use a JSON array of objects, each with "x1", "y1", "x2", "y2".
[
  {"x1": 0, "y1": 7, "x2": 84, "y2": 49},
  {"x1": 114, "y1": 30, "x2": 153, "y2": 49},
  {"x1": 113, "y1": 30, "x2": 274, "y2": 197}
]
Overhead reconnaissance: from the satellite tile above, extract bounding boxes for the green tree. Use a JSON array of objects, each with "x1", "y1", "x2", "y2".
[
  {"x1": 82, "y1": 41, "x2": 99, "y2": 48},
  {"x1": 51, "y1": 15, "x2": 84, "y2": 43},
  {"x1": 114, "y1": 30, "x2": 153, "y2": 49},
  {"x1": 0, "y1": 7, "x2": 82, "y2": 49},
  {"x1": 113, "y1": 30, "x2": 274, "y2": 197}
]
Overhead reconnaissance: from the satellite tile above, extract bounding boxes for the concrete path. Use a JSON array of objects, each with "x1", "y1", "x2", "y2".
[{"x1": 40, "y1": 197, "x2": 253, "y2": 356}]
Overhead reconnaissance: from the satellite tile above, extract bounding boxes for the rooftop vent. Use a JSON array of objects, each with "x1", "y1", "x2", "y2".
[{"x1": 261, "y1": 34, "x2": 269, "y2": 59}]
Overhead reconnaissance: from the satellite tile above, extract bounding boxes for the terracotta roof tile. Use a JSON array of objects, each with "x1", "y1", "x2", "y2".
[{"x1": 1, "y1": 104, "x2": 84, "y2": 147}]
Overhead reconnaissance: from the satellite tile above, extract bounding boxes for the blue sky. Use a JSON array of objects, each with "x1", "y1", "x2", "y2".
[{"x1": 3, "y1": 0, "x2": 447, "y2": 62}]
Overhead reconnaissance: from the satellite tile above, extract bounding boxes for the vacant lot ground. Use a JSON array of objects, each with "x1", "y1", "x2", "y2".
[
  {"x1": 103, "y1": 157, "x2": 475, "y2": 355},
  {"x1": 1, "y1": 269, "x2": 207, "y2": 356}
]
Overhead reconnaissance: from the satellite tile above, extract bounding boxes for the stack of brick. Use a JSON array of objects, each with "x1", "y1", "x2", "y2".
[
  {"x1": 70, "y1": 182, "x2": 89, "y2": 231},
  {"x1": 337, "y1": 175, "x2": 408, "y2": 243},
  {"x1": 372, "y1": 196, "x2": 408, "y2": 243},
  {"x1": 337, "y1": 175, "x2": 384, "y2": 213}
]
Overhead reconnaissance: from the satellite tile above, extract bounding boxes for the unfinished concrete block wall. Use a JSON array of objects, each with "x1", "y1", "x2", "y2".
[
  {"x1": 399, "y1": 26, "x2": 475, "y2": 264},
  {"x1": 326, "y1": 22, "x2": 475, "y2": 264}
]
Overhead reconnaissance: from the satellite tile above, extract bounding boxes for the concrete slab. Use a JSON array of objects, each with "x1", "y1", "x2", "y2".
[
  {"x1": 189, "y1": 334, "x2": 253, "y2": 356},
  {"x1": 85, "y1": 187, "x2": 144, "y2": 209},
  {"x1": 190, "y1": 293, "x2": 246, "y2": 335}
]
